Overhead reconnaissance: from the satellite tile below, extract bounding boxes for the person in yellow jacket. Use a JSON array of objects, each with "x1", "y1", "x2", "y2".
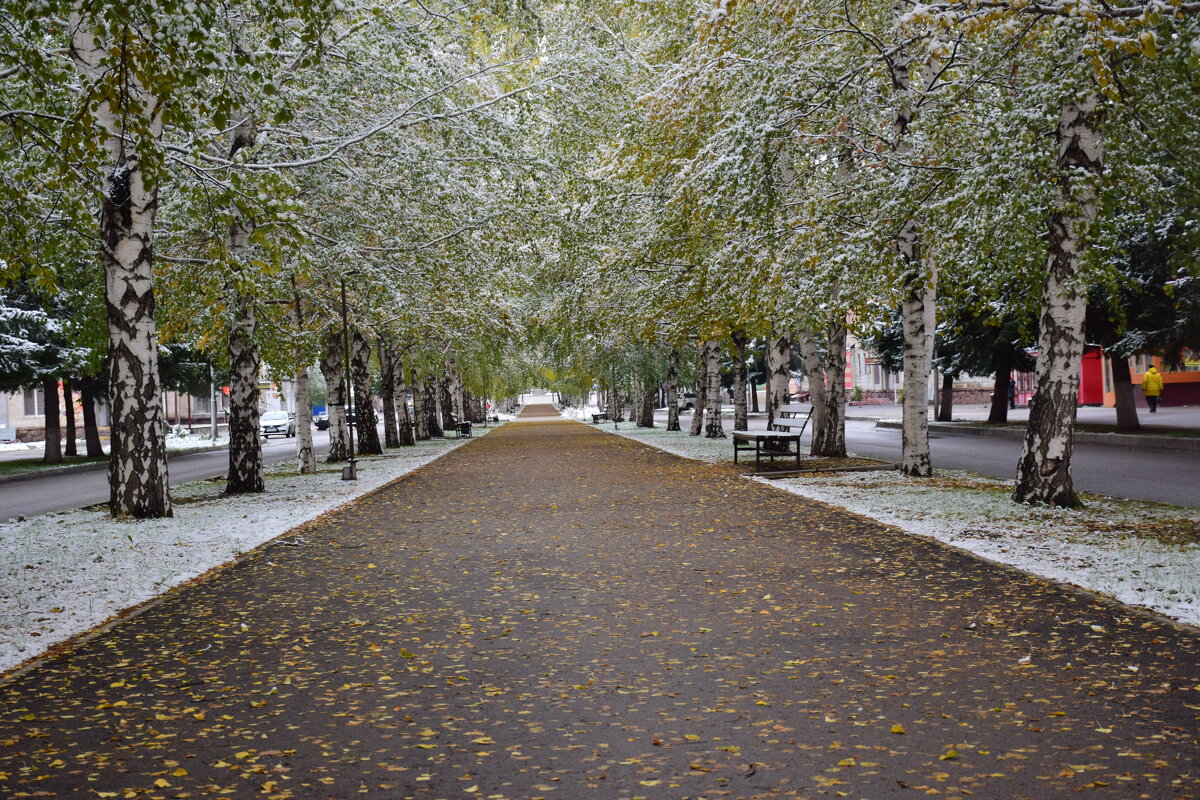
[{"x1": 1141, "y1": 366, "x2": 1164, "y2": 413}]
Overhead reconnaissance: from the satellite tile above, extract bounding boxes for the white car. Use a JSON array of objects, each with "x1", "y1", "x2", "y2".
[{"x1": 259, "y1": 410, "x2": 295, "y2": 439}]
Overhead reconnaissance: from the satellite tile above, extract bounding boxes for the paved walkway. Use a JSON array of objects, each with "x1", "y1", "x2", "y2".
[{"x1": 2, "y1": 405, "x2": 1198, "y2": 799}]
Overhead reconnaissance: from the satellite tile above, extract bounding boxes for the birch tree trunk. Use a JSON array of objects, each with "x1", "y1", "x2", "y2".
[
  {"x1": 703, "y1": 340, "x2": 725, "y2": 438},
  {"x1": 72, "y1": 13, "x2": 170, "y2": 516},
  {"x1": 666, "y1": 348, "x2": 681, "y2": 431},
  {"x1": 352, "y1": 329, "x2": 382, "y2": 455},
  {"x1": 890, "y1": 20, "x2": 939, "y2": 478},
  {"x1": 732, "y1": 332, "x2": 748, "y2": 431},
  {"x1": 797, "y1": 329, "x2": 828, "y2": 453},
  {"x1": 1013, "y1": 94, "x2": 1104, "y2": 508},
  {"x1": 394, "y1": 346, "x2": 416, "y2": 445},
  {"x1": 321, "y1": 328, "x2": 349, "y2": 462},
  {"x1": 689, "y1": 348, "x2": 707, "y2": 436},
  {"x1": 410, "y1": 355, "x2": 430, "y2": 441},
  {"x1": 812, "y1": 319, "x2": 847, "y2": 457},
  {"x1": 42, "y1": 376, "x2": 63, "y2": 464},
  {"x1": 294, "y1": 366, "x2": 316, "y2": 473},
  {"x1": 379, "y1": 337, "x2": 400, "y2": 448},
  {"x1": 226, "y1": 286, "x2": 263, "y2": 493},
  {"x1": 767, "y1": 332, "x2": 792, "y2": 428},
  {"x1": 224, "y1": 117, "x2": 263, "y2": 495},
  {"x1": 446, "y1": 357, "x2": 466, "y2": 429},
  {"x1": 900, "y1": 265, "x2": 936, "y2": 476}
]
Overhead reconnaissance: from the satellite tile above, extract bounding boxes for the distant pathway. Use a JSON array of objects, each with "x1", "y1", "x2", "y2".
[{"x1": 2, "y1": 405, "x2": 1198, "y2": 798}]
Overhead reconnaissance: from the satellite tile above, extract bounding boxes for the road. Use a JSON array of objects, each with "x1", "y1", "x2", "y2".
[
  {"x1": 0, "y1": 431, "x2": 331, "y2": 521},
  {"x1": 661, "y1": 410, "x2": 1199, "y2": 507},
  {"x1": 840, "y1": 418, "x2": 1199, "y2": 506}
]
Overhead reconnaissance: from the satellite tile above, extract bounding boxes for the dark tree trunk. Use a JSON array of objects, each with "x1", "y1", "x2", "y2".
[
  {"x1": 424, "y1": 381, "x2": 444, "y2": 437},
  {"x1": 79, "y1": 376, "x2": 105, "y2": 457},
  {"x1": 352, "y1": 329, "x2": 382, "y2": 455},
  {"x1": 987, "y1": 359, "x2": 1011, "y2": 424},
  {"x1": 750, "y1": 377, "x2": 760, "y2": 413},
  {"x1": 62, "y1": 377, "x2": 78, "y2": 457},
  {"x1": 440, "y1": 372, "x2": 456, "y2": 430},
  {"x1": 666, "y1": 348, "x2": 681, "y2": 431},
  {"x1": 1110, "y1": 354, "x2": 1141, "y2": 432},
  {"x1": 936, "y1": 372, "x2": 954, "y2": 422},
  {"x1": 321, "y1": 327, "x2": 349, "y2": 462},
  {"x1": 379, "y1": 337, "x2": 401, "y2": 448},
  {"x1": 226, "y1": 289, "x2": 263, "y2": 494},
  {"x1": 638, "y1": 380, "x2": 655, "y2": 427},
  {"x1": 42, "y1": 376, "x2": 63, "y2": 464}
]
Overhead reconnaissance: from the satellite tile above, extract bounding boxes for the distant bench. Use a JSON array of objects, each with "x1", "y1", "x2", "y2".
[
  {"x1": 732, "y1": 402, "x2": 813, "y2": 470},
  {"x1": 592, "y1": 412, "x2": 610, "y2": 424}
]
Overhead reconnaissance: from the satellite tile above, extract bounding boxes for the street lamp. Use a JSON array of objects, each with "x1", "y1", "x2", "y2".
[{"x1": 340, "y1": 273, "x2": 359, "y2": 480}]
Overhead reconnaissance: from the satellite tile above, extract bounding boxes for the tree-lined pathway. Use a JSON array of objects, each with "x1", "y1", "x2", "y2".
[{"x1": 2, "y1": 406, "x2": 1198, "y2": 798}]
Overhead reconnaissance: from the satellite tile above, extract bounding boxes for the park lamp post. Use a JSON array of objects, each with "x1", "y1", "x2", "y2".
[{"x1": 340, "y1": 272, "x2": 359, "y2": 481}]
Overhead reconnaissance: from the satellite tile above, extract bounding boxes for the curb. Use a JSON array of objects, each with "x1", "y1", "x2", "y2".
[
  {"x1": 875, "y1": 420, "x2": 1200, "y2": 452},
  {"x1": 0, "y1": 444, "x2": 231, "y2": 486}
]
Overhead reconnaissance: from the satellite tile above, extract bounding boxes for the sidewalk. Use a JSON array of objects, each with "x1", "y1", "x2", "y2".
[{"x1": 3, "y1": 404, "x2": 1197, "y2": 798}]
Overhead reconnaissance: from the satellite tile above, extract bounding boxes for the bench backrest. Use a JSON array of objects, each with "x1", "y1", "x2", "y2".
[
  {"x1": 771, "y1": 402, "x2": 812, "y2": 434},
  {"x1": 776, "y1": 402, "x2": 812, "y2": 417}
]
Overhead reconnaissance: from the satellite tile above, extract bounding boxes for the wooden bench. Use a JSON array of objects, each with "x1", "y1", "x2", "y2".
[
  {"x1": 592, "y1": 412, "x2": 610, "y2": 424},
  {"x1": 454, "y1": 421, "x2": 472, "y2": 438},
  {"x1": 732, "y1": 402, "x2": 813, "y2": 470}
]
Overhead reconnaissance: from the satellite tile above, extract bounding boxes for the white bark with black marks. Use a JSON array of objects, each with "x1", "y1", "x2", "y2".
[
  {"x1": 767, "y1": 333, "x2": 791, "y2": 429},
  {"x1": 731, "y1": 332, "x2": 748, "y2": 431},
  {"x1": 352, "y1": 329, "x2": 382, "y2": 455},
  {"x1": 900, "y1": 264, "x2": 936, "y2": 476},
  {"x1": 394, "y1": 346, "x2": 416, "y2": 446},
  {"x1": 294, "y1": 366, "x2": 316, "y2": 473},
  {"x1": 703, "y1": 340, "x2": 725, "y2": 438},
  {"x1": 812, "y1": 319, "x2": 848, "y2": 457},
  {"x1": 689, "y1": 346, "x2": 707, "y2": 436},
  {"x1": 224, "y1": 115, "x2": 263, "y2": 494},
  {"x1": 71, "y1": 11, "x2": 171, "y2": 517},
  {"x1": 1014, "y1": 94, "x2": 1104, "y2": 508},
  {"x1": 379, "y1": 338, "x2": 401, "y2": 448},
  {"x1": 797, "y1": 328, "x2": 828, "y2": 446},
  {"x1": 666, "y1": 348, "x2": 681, "y2": 431},
  {"x1": 321, "y1": 328, "x2": 349, "y2": 461}
]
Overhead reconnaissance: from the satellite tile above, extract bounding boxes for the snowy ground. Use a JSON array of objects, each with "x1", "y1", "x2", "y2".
[
  {"x1": 602, "y1": 420, "x2": 1200, "y2": 629},
  {"x1": 0, "y1": 430, "x2": 490, "y2": 674}
]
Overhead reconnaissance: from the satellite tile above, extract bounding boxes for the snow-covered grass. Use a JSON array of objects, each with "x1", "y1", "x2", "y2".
[
  {"x1": 0, "y1": 430, "x2": 492, "y2": 674},
  {"x1": 602, "y1": 421, "x2": 1200, "y2": 628}
]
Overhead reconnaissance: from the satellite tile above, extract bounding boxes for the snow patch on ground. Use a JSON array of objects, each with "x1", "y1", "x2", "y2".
[
  {"x1": 0, "y1": 431, "x2": 489, "y2": 674},
  {"x1": 559, "y1": 404, "x2": 600, "y2": 422},
  {"x1": 0, "y1": 442, "x2": 35, "y2": 452},
  {"x1": 605, "y1": 422, "x2": 1200, "y2": 628}
]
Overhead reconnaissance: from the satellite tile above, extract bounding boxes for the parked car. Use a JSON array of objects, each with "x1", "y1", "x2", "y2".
[
  {"x1": 314, "y1": 410, "x2": 330, "y2": 431},
  {"x1": 677, "y1": 393, "x2": 698, "y2": 411},
  {"x1": 259, "y1": 410, "x2": 296, "y2": 439}
]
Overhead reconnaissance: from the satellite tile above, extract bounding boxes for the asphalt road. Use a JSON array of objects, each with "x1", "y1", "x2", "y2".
[
  {"x1": 0, "y1": 431, "x2": 331, "y2": 521},
  {"x1": 659, "y1": 411, "x2": 1199, "y2": 507}
]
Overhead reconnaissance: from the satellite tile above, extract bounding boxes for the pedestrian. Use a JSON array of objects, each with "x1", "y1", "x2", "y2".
[
  {"x1": 1141, "y1": 365, "x2": 1164, "y2": 413},
  {"x1": 1008, "y1": 377, "x2": 1016, "y2": 410}
]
